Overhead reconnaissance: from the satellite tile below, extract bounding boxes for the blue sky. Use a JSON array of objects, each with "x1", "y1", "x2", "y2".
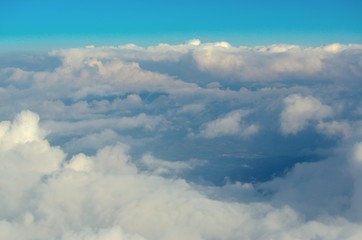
[{"x1": 1, "y1": 0, "x2": 361, "y2": 50}]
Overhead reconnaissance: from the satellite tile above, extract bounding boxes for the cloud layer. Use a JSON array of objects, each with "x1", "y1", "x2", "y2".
[
  {"x1": 0, "y1": 40, "x2": 362, "y2": 239},
  {"x1": 1, "y1": 111, "x2": 362, "y2": 240}
]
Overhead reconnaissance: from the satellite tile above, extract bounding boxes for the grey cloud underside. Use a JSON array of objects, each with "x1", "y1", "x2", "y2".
[{"x1": 0, "y1": 40, "x2": 362, "y2": 239}]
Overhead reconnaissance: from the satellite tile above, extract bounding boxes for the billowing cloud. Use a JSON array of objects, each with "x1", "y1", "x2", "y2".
[
  {"x1": 1, "y1": 40, "x2": 362, "y2": 239},
  {"x1": 198, "y1": 110, "x2": 259, "y2": 138},
  {"x1": 1, "y1": 111, "x2": 362, "y2": 240},
  {"x1": 189, "y1": 42, "x2": 362, "y2": 81},
  {"x1": 280, "y1": 94, "x2": 333, "y2": 134},
  {"x1": 316, "y1": 120, "x2": 351, "y2": 138}
]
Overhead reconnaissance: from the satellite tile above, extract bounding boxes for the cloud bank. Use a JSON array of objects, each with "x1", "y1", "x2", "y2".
[
  {"x1": 1, "y1": 111, "x2": 362, "y2": 240},
  {"x1": 0, "y1": 40, "x2": 362, "y2": 239}
]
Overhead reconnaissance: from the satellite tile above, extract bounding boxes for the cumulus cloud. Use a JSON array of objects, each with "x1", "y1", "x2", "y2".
[
  {"x1": 0, "y1": 110, "x2": 44, "y2": 150},
  {"x1": 316, "y1": 120, "x2": 351, "y2": 138},
  {"x1": 191, "y1": 42, "x2": 362, "y2": 81},
  {"x1": 1, "y1": 40, "x2": 362, "y2": 239},
  {"x1": 1, "y1": 111, "x2": 362, "y2": 240},
  {"x1": 0, "y1": 111, "x2": 64, "y2": 220},
  {"x1": 280, "y1": 94, "x2": 333, "y2": 134},
  {"x1": 177, "y1": 103, "x2": 205, "y2": 114},
  {"x1": 198, "y1": 110, "x2": 259, "y2": 138}
]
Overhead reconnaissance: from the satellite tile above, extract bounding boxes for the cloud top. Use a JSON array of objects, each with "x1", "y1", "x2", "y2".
[
  {"x1": 199, "y1": 110, "x2": 259, "y2": 138},
  {"x1": 280, "y1": 94, "x2": 333, "y2": 134}
]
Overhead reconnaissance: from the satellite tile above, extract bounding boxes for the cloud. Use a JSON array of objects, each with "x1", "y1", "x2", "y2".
[
  {"x1": 139, "y1": 153, "x2": 206, "y2": 175},
  {"x1": 1, "y1": 111, "x2": 362, "y2": 239},
  {"x1": 0, "y1": 111, "x2": 64, "y2": 220},
  {"x1": 43, "y1": 113, "x2": 166, "y2": 137},
  {"x1": 177, "y1": 103, "x2": 205, "y2": 114},
  {"x1": 0, "y1": 110, "x2": 43, "y2": 150},
  {"x1": 198, "y1": 110, "x2": 259, "y2": 138},
  {"x1": 316, "y1": 121, "x2": 351, "y2": 138},
  {"x1": 350, "y1": 142, "x2": 362, "y2": 220},
  {"x1": 0, "y1": 111, "x2": 63, "y2": 173},
  {"x1": 191, "y1": 42, "x2": 362, "y2": 81},
  {"x1": 1, "y1": 40, "x2": 362, "y2": 239},
  {"x1": 280, "y1": 94, "x2": 333, "y2": 134},
  {"x1": 56, "y1": 226, "x2": 147, "y2": 240},
  {"x1": 63, "y1": 129, "x2": 121, "y2": 154}
]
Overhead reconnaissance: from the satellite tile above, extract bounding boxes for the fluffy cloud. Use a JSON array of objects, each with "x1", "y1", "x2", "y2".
[
  {"x1": 177, "y1": 103, "x2": 205, "y2": 114},
  {"x1": 198, "y1": 110, "x2": 259, "y2": 138},
  {"x1": 1, "y1": 40, "x2": 362, "y2": 239},
  {"x1": 316, "y1": 121, "x2": 351, "y2": 138},
  {"x1": 0, "y1": 111, "x2": 64, "y2": 220},
  {"x1": 1, "y1": 111, "x2": 362, "y2": 240},
  {"x1": 191, "y1": 42, "x2": 362, "y2": 81},
  {"x1": 280, "y1": 94, "x2": 333, "y2": 134}
]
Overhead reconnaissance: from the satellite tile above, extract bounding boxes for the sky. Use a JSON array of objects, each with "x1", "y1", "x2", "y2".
[
  {"x1": 1, "y1": 1, "x2": 362, "y2": 240},
  {"x1": 1, "y1": 0, "x2": 362, "y2": 50}
]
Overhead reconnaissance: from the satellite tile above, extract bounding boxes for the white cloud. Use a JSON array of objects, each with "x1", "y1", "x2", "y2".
[
  {"x1": 63, "y1": 129, "x2": 121, "y2": 153},
  {"x1": 1, "y1": 41, "x2": 362, "y2": 239},
  {"x1": 56, "y1": 226, "x2": 147, "y2": 240},
  {"x1": 323, "y1": 43, "x2": 345, "y2": 53},
  {"x1": 66, "y1": 153, "x2": 94, "y2": 172},
  {"x1": 316, "y1": 121, "x2": 351, "y2": 138},
  {"x1": 0, "y1": 111, "x2": 63, "y2": 173},
  {"x1": 192, "y1": 43, "x2": 245, "y2": 76},
  {"x1": 0, "y1": 111, "x2": 64, "y2": 221},
  {"x1": 0, "y1": 110, "x2": 43, "y2": 150},
  {"x1": 0, "y1": 111, "x2": 362, "y2": 240},
  {"x1": 43, "y1": 113, "x2": 166, "y2": 137},
  {"x1": 187, "y1": 39, "x2": 201, "y2": 46},
  {"x1": 199, "y1": 110, "x2": 259, "y2": 138},
  {"x1": 139, "y1": 153, "x2": 205, "y2": 175},
  {"x1": 191, "y1": 42, "x2": 362, "y2": 81},
  {"x1": 85, "y1": 45, "x2": 96, "y2": 49},
  {"x1": 177, "y1": 104, "x2": 204, "y2": 114},
  {"x1": 280, "y1": 94, "x2": 333, "y2": 134}
]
